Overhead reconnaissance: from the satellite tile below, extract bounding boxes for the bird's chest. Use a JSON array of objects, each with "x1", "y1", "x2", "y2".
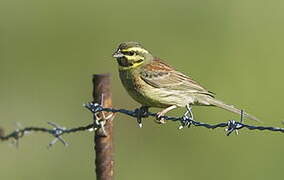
[
  {"x1": 119, "y1": 70, "x2": 144, "y2": 94},
  {"x1": 118, "y1": 70, "x2": 158, "y2": 106},
  {"x1": 119, "y1": 69, "x2": 186, "y2": 107}
]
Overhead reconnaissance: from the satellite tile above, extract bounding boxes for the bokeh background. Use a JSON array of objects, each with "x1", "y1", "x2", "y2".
[{"x1": 1, "y1": 0, "x2": 284, "y2": 179}]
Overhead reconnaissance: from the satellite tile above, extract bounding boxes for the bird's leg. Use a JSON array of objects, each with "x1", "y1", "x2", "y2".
[
  {"x1": 156, "y1": 105, "x2": 177, "y2": 124},
  {"x1": 185, "y1": 104, "x2": 194, "y2": 120},
  {"x1": 179, "y1": 104, "x2": 194, "y2": 129},
  {"x1": 136, "y1": 106, "x2": 149, "y2": 128}
]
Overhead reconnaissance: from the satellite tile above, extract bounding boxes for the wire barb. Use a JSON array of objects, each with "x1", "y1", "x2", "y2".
[
  {"x1": 85, "y1": 103, "x2": 284, "y2": 136},
  {"x1": 47, "y1": 122, "x2": 68, "y2": 148},
  {"x1": 1, "y1": 103, "x2": 284, "y2": 146},
  {"x1": 0, "y1": 121, "x2": 95, "y2": 147},
  {"x1": 134, "y1": 106, "x2": 149, "y2": 128},
  {"x1": 86, "y1": 101, "x2": 114, "y2": 137}
]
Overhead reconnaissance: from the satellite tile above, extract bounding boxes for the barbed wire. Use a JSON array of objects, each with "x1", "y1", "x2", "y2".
[
  {"x1": 85, "y1": 103, "x2": 284, "y2": 136},
  {"x1": 1, "y1": 102, "x2": 284, "y2": 147},
  {"x1": 0, "y1": 122, "x2": 95, "y2": 147}
]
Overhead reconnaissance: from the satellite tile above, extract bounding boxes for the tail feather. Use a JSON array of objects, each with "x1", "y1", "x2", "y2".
[{"x1": 206, "y1": 98, "x2": 259, "y2": 122}]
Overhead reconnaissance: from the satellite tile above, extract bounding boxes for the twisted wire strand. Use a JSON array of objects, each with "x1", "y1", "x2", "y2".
[
  {"x1": 1, "y1": 102, "x2": 284, "y2": 146},
  {"x1": 0, "y1": 122, "x2": 95, "y2": 147},
  {"x1": 85, "y1": 103, "x2": 284, "y2": 136}
]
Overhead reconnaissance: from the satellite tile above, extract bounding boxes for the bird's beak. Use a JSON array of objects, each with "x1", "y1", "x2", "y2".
[{"x1": 112, "y1": 51, "x2": 124, "y2": 58}]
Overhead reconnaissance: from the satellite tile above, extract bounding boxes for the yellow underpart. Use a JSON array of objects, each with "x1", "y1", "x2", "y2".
[
  {"x1": 122, "y1": 47, "x2": 149, "y2": 54},
  {"x1": 118, "y1": 61, "x2": 144, "y2": 70}
]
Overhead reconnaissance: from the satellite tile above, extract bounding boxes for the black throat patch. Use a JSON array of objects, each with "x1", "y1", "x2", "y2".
[{"x1": 117, "y1": 58, "x2": 134, "y2": 67}]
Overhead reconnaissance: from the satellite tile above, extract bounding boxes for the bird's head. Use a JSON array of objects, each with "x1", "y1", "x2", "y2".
[{"x1": 112, "y1": 42, "x2": 153, "y2": 70}]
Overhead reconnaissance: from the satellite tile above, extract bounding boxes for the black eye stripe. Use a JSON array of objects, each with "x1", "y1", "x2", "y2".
[{"x1": 122, "y1": 51, "x2": 135, "y2": 56}]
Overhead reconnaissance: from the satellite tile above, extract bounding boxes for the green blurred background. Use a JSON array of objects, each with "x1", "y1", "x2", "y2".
[{"x1": 1, "y1": 0, "x2": 284, "y2": 179}]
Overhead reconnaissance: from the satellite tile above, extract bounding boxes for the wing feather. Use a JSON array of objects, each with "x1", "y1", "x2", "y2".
[{"x1": 140, "y1": 58, "x2": 215, "y2": 97}]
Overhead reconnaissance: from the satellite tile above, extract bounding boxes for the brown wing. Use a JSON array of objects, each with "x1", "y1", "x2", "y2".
[{"x1": 140, "y1": 58, "x2": 215, "y2": 97}]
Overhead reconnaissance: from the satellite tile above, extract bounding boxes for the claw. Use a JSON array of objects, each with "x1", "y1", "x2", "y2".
[
  {"x1": 155, "y1": 112, "x2": 166, "y2": 124},
  {"x1": 155, "y1": 105, "x2": 177, "y2": 125}
]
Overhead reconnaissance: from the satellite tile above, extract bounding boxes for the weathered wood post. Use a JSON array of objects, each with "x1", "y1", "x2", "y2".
[{"x1": 93, "y1": 74, "x2": 114, "y2": 180}]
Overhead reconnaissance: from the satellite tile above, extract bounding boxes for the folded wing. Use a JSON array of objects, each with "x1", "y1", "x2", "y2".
[{"x1": 139, "y1": 58, "x2": 215, "y2": 97}]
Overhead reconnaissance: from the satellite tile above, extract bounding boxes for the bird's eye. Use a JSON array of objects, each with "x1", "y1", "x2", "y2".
[
  {"x1": 128, "y1": 51, "x2": 135, "y2": 56},
  {"x1": 121, "y1": 51, "x2": 136, "y2": 56}
]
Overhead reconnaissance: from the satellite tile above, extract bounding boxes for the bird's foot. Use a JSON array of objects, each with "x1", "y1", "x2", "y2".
[
  {"x1": 155, "y1": 112, "x2": 167, "y2": 124},
  {"x1": 135, "y1": 106, "x2": 149, "y2": 128},
  {"x1": 155, "y1": 105, "x2": 177, "y2": 125}
]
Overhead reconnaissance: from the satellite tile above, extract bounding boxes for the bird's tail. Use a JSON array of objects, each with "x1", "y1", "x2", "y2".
[{"x1": 206, "y1": 98, "x2": 259, "y2": 122}]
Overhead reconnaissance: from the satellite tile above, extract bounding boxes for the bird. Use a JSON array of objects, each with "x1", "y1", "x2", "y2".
[{"x1": 112, "y1": 41, "x2": 259, "y2": 125}]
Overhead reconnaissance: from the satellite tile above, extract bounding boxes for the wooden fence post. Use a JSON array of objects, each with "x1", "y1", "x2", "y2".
[{"x1": 93, "y1": 74, "x2": 114, "y2": 180}]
